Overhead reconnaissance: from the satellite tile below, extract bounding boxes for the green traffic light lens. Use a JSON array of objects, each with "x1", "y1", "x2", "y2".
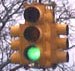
[{"x1": 26, "y1": 45, "x2": 40, "y2": 61}]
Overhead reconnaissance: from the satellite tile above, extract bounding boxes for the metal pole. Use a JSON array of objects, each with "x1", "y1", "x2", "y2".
[{"x1": 39, "y1": 0, "x2": 41, "y2": 3}]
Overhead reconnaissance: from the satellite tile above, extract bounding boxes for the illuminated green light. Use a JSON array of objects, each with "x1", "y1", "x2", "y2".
[{"x1": 27, "y1": 46, "x2": 40, "y2": 61}]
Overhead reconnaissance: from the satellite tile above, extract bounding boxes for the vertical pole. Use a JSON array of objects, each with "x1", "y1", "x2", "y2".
[
  {"x1": 39, "y1": 0, "x2": 41, "y2": 3},
  {"x1": 49, "y1": 0, "x2": 51, "y2": 2}
]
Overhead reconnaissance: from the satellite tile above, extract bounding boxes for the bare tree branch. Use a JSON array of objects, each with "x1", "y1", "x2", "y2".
[
  {"x1": 1, "y1": 0, "x2": 8, "y2": 11},
  {"x1": 0, "y1": 0, "x2": 24, "y2": 31},
  {"x1": 10, "y1": 65, "x2": 24, "y2": 71},
  {"x1": 0, "y1": 59, "x2": 11, "y2": 70}
]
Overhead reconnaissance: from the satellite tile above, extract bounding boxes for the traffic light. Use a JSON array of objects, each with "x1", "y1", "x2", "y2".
[{"x1": 10, "y1": 3, "x2": 69, "y2": 68}]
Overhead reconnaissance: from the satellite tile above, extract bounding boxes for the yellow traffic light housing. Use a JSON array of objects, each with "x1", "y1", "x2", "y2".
[{"x1": 10, "y1": 3, "x2": 69, "y2": 68}]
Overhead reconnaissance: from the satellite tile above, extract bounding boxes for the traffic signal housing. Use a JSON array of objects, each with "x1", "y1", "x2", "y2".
[{"x1": 10, "y1": 3, "x2": 69, "y2": 68}]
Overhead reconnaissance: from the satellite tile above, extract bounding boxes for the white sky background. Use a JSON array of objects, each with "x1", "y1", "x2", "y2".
[
  {"x1": 11, "y1": 0, "x2": 75, "y2": 71},
  {"x1": 66, "y1": 0, "x2": 75, "y2": 68}
]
